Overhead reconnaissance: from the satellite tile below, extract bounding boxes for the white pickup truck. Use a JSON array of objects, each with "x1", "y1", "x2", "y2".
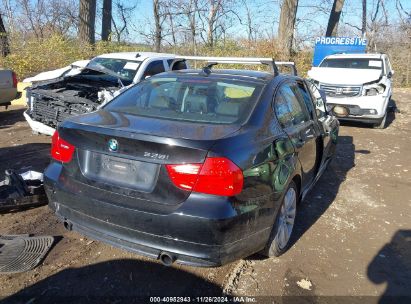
[
  {"x1": 308, "y1": 53, "x2": 393, "y2": 128},
  {"x1": 24, "y1": 52, "x2": 185, "y2": 135},
  {"x1": 0, "y1": 69, "x2": 19, "y2": 108}
]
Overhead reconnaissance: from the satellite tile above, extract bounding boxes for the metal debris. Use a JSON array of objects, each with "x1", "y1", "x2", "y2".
[
  {"x1": 0, "y1": 234, "x2": 54, "y2": 273},
  {"x1": 0, "y1": 169, "x2": 47, "y2": 212}
]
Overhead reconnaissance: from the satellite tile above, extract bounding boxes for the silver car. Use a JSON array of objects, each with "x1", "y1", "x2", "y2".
[{"x1": 0, "y1": 69, "x2": 19, "y2": 107}]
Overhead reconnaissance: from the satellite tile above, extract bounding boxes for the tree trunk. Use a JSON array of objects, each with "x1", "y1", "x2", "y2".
[
  {"x1": 325, "y1": 0, "x2": 345, "y2": 37},
  {"x1": 101, "y1": 0, "x2": 112, "y2": 41},
  {"x1": 206, "y1": 0, "x2": 220, "y2": 48},
  {"x1": 0, "y1": 13, "x2": 10, "y2": 57},
  {"x1": 79, "y1": 0, "x2": 96, "y2": 44},
  {"x1": 188, "y1": 0, "x2": 197, "y2": 54},
  {"x1": 153, "y1": 0, "x2": 162, "y2": 52},
  {"x1": 362, "y1": 0, "x2": 367, "y2": 37},
  {"x1": 278, "y1": 0, "x2": 299, "y2": 58}
]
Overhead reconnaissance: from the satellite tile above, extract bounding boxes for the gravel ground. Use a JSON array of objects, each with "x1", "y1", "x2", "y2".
[{"x1": 0, "y1": 89, "x2": 410, "y2": 303}]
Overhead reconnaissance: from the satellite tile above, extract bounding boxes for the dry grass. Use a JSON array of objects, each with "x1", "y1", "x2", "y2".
[{"x1": 1, "y1": 34, "x2": 409, "y2": 87}]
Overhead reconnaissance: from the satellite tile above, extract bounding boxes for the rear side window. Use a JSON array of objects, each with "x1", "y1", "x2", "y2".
[
  {"x1": 281, "y1": 83, "x2": 309, "y2": 125},
  {"x1": 144, "y1": 60, "x2": 165, "y2": 78},
  {"x1": 167, "y1": 59, "x2": 187, "y2": 70},
  {"x1": 104, "y1": 76, "x2": 264, "y2": 125},
  {"x1": 274, "y1": 92, "x2": 293, "y2": 128}
]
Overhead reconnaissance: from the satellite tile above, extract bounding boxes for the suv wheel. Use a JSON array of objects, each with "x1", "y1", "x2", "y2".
[
  {"x1": 262, "y1": 181, "x2": 298, "y2": 257},
  {"x1": 374, "y1": 111, "x2": 387, "y2": 129}
]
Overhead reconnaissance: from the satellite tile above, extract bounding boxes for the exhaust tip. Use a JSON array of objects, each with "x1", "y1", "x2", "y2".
[
  {"x1": 159, "y1": 252, "x2": 175, "y2": 266},
  {"x1": 63, "y1": 220, "x2": 73, "y2": 231}
]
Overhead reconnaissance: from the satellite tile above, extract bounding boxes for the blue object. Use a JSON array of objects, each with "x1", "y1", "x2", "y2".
[{"x1": 313, "y1": 37, "x2": 367, "y2": 66}]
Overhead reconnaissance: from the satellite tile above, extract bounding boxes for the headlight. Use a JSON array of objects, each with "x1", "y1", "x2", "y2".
[{"x1": 364, "y1": 84, "x2": 386, "y2": 96}]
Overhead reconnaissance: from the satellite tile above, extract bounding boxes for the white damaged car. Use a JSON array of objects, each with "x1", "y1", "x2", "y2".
[
  {"x1": 308, "y1": 53, "x2": 393, "y2": 128},
  {"x1": 24, "y1": 52, "x2": 183, "y2": 135}
]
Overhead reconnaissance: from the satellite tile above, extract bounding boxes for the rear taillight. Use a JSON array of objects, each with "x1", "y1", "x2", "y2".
[
  {"x1": 12, "y1": 72, "x2": 18, "y2": 88},
  {"x1": 51, "y1": 131, "x2": 75, "y2": 163},
  {"x1": 166, "y1": 157, "x2": 243, "y2": 196}
]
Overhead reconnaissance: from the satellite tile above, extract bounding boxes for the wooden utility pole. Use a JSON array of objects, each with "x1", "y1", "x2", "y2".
[
  {"x1": 325, "y1": 0, "x2": 345, "y2": 37},
  {"x1": 79, "y1": 0, "x2": 97, "y2": 44}
]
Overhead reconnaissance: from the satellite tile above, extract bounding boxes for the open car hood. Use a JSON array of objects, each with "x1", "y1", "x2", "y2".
[
  {"x1": 23, "y1": 60, "x2": 90, "y2": 83},
  {"x1": 308, "y1": 67, "x2": 382, "y2": 85},
  {"x1": 72, "y1": 63, "x2": 130, "y2": 85}
]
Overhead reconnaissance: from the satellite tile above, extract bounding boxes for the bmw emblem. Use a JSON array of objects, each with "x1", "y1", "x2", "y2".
[{"x1": 108, "y1": 139, "x2": 119, "y2": 152}]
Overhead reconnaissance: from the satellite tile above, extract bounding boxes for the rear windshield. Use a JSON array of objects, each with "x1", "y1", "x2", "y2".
[
  {"x1": 104, "y1": 76, "x2": 264, "y2": 125},
  {"x1": 320, "y1": 58, "x2": 383, "y2": 70}
]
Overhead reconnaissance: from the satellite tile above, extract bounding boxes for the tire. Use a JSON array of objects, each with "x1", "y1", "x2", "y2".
[
  {"x1": 261, "y1": 180, "x2": 298, "y2": 257},
  {"x1": 374, "y1": 111, "x2": 387, "y2": 129}
]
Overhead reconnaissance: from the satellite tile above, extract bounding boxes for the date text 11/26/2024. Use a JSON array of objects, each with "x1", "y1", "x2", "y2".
[{"x1": 149, "y1": 296, "x2": 257, "y2": 303}]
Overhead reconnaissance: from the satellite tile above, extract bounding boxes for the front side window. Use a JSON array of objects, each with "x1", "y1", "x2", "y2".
[
  {"x1": 307, "y1": 81, "x2": 327, "y2": 119},
  {"x1": 295, "y1": 82, "x2": 315, "y2": 119},
  {"x1": 104, "y1": 76, "x2": 264, "y2": 125}
]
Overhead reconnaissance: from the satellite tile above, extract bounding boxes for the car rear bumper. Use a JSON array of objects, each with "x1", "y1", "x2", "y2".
[
  {"x1": 44, "y1": 163, "x2": 272, "y2": 267},
  {"x1": 23, "y1": 110, "x2": 56, "y2": 136},
  {"x1": 48, "y1": 201, "x2": 269, "y2": 267}
]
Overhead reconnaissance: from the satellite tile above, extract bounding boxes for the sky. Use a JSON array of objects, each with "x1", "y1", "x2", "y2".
[{"x1": 118, "y1": 0, "x2": 411, "y2": 45}]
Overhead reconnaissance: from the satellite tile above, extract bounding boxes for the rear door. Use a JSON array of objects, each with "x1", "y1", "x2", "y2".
[{"x1": 274, "y1": 80, "x2": 320, "y2": 189}]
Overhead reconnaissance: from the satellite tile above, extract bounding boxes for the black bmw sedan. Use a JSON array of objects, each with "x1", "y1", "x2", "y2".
[{"x1": 44, "y1": 62, "x2": 339, "y2": 267}]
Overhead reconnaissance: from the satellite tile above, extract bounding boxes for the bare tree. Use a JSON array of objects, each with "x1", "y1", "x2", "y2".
[
  {"x1": 0, "y1": 11, "x2": 9, "y2": 56},
  {"x1": 325, "y1": 0, "x2": 345, "y2": 36},
  {"x1": 242, "y1": 0, "x2": 257, "y2": 42},
  {"x1": 278, "y1": 0, "x2": 299, "y2": 58},
  {"x1": 79, "y1": 0, "x2": 96, "y2": 44},
  {"x1": 101, "y1": 0, "x2": 112, "y2": 41},
  {"x1": 10, "y1": 0, "x2": 78, "y2": 39},
  {"x1": 205, "y1": 0, "x2": 221, "y2": 48},
  {"x1": 176, "y1": 0, "x2": 200, "y2": 53},
  {"x1": 111, "y1": 1, "x2": 136, "y2": 42},
  {"x1": 197, "y1": 0, "x2": 237, "y2": 48}
]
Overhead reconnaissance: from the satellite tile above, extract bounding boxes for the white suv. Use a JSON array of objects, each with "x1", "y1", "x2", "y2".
[{"x1": 308, "y1": 53, "x2": 393, "y2": 128}]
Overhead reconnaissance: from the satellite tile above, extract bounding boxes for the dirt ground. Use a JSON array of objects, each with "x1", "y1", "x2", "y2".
[{"x1": 0, "y1": 90, "x2": 410, "y2": 303}]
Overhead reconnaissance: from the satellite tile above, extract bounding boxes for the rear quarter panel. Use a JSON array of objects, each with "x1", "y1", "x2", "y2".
[{"x1": 207, "y1": 83, "x2": 301, "y2": 240}]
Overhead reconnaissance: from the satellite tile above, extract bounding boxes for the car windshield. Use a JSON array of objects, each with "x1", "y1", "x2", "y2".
[
  {"x1": 86, "y1": 57, "x2": 142, "y2": 83},
  {"x1": 320, "y1": 58, "x2": 383, "y2": 70},
  {"x1": 104, "y1": 75, "x2": 264, "y2": 125}
]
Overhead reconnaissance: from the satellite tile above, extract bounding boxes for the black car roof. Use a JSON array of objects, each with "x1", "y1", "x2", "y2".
[{"x1": 163, "y1": 69, "x2": 276, "y2": 83}]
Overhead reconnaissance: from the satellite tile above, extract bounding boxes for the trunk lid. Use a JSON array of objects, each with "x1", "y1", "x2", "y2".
[{"x1": 57, "y1": 110, "x2": 240, "y2": 211}]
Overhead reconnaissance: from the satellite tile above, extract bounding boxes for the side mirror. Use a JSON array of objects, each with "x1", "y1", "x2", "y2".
[{"x1": 387, "y1": 71, "x2": 393, "y2": 78}]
